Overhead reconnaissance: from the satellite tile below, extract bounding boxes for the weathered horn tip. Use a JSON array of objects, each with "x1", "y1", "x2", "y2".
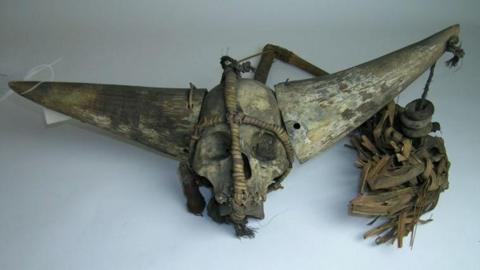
[
  {"x1": 438, "y1": 24, "x2": 461, "y2": 40},
  {"x1": 447, "y1": 23, "x2": 460, "y2": 29},
  {"x1": 445, "y1": 24, "x2": 460, "y2": 35},
  {"x1": 8, "y1": 81, "x2": 19, "y2": 91},
  {"x1": 421, "y1": 24, "x2": 461, "y2": 46},
  {"x1": 8, "y1": 81, "x2": 38, "y2": 95}
]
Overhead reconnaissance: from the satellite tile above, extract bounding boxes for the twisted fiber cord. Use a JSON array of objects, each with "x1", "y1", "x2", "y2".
[
  {"x1": 223, "y1": 69, "x2": 249, "y2": 223},
  {"x1": 196, "y1": 115, "x2": 225, "y2": 132},
  {"x1": 445, "y1": 36, "x2": 465, "y2": 67}
]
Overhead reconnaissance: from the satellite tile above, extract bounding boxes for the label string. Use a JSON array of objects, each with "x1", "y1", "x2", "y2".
[{"x1": 0, "y1": 58, "x2": 62, "y2": 103}]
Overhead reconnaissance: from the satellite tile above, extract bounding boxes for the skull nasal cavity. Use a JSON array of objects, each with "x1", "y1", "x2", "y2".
[{"x1": 242, "y1": 153, "x2": 252, "y2": 180}]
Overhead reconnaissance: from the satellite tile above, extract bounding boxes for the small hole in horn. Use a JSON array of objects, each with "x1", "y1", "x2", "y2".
[{"x1": 293, "y1": 122, "x2": 301, "y2": 129}]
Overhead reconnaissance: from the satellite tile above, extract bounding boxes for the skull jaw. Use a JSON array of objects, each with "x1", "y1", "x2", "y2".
[
  {"x1": 192, "y1": 169, "x2": 269, "y2": 221},
  {"x1": 196, "y1": 169, "x2": 292, "y2": 224},
  {"x1": 216, "y1": 196, "x2": 266, "y2": 220}
]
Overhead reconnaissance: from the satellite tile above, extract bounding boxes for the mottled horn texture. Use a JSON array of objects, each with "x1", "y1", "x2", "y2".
[
  {"x1": 9, "y1": 81, "x2": 206, "y2": 160},
  {"x1": 275, "y1": 25, "x2": 460, "y2": 163}
]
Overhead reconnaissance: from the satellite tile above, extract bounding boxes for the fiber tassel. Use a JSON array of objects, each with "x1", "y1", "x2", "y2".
[
  {"x1": 445, "y1": 38, "x2": 465, "y2": 67},
  {"x1": 234, "y1": 222, "x2": 256, "y2": 238}
]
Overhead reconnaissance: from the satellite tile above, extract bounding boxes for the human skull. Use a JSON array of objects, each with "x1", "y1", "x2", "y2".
[{"x1": 191, "y1": 79, "x2": 290, "y2": 223}]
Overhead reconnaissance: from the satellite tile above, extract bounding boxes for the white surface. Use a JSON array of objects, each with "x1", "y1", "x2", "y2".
[{"x1": 0, "y1": 1, "x2": 479, "y2": 269}]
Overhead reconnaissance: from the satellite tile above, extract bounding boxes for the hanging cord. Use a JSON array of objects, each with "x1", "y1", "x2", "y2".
[
  {"x1": 417, "y1": 63, "x2": 436, "y2": 110},
  {"x1": 237, "y1": 49, "x2": 274, "y2": 63},
  {"x1": 416, "y1": 35, "x2": 466, "y2": 110}
]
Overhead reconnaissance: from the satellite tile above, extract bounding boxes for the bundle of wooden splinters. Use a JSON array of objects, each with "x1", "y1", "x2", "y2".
[{"x1": 348, "y1": 100, "x2": 450, "y2": 248}]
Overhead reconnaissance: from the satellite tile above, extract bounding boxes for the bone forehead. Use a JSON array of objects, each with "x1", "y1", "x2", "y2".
[
  {"x1": 200, "y1": 79, "x2": 282, "y2": 125},
  {"x1": 236, "y1": 79, "x2": 282, "y2": 125}
]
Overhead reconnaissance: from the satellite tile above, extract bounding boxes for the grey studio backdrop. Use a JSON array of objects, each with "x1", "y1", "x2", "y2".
[{"x1": 0, "y1": 1, "x2": 479, "y2": 269}]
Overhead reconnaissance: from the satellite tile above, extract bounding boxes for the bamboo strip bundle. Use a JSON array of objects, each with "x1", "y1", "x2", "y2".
[{"x1": 348, "y1": 102, "x2": 449, "y2": 248}]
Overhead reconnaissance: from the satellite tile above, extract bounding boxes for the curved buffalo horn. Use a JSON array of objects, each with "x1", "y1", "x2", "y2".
[
  {"x1": 8, "y1": 81, "x2": 206, "y2": 159},
  {"x1": 275, "y1": 24, "x2": 461, "y2": 163}
]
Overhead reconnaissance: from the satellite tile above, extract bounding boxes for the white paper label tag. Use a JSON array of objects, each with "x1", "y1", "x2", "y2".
[{"x1": 43, "y1": 108, "x2": 71, "y2": 125}]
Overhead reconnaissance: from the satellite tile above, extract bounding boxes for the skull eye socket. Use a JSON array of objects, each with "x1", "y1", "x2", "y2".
[
  {"x1": 253, "y1": 132, "x2": 278, "y2": 162},
  {"x1": 204, "y1": 131, "x2": 231, "y2": 161}
]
